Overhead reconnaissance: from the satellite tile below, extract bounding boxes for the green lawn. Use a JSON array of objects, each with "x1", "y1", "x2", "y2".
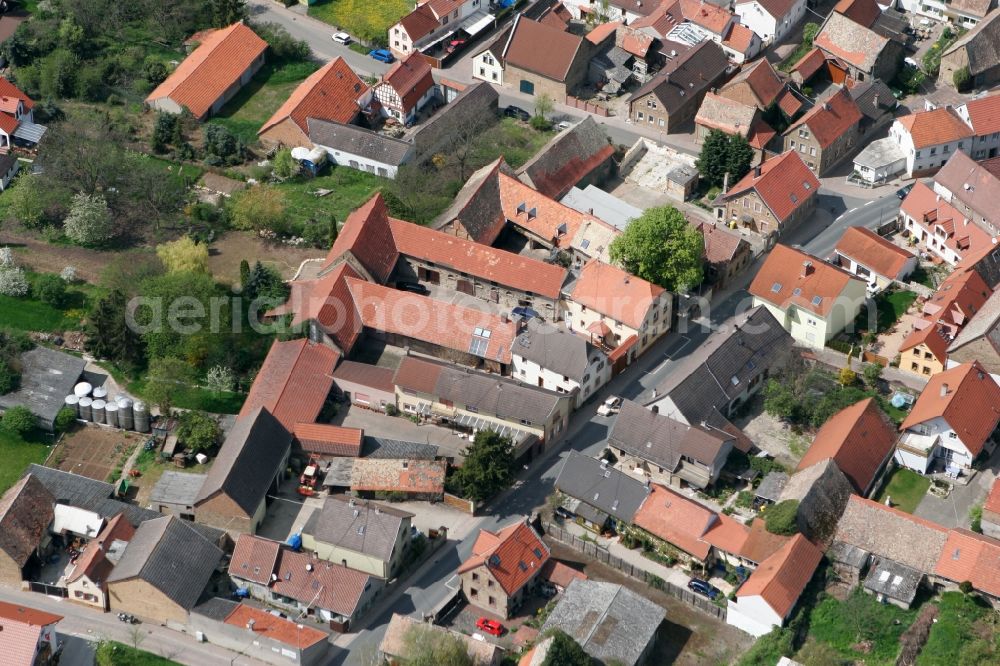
[
  {"x1": 276, "y1": 166, "x2": 389, "y2": 229},
  {"x1": 0, "y1": 273, "x2": 104, "y2": 333},
  {"x1": 308, "y1": 0, "x2": 411, "y2": 44},
  {"x1": 473, "y1": 117, "x2": 556, "y2": 169},
  {"x1": 208, "y1": 60, "x2": 319, "y2": 144},
  {"x1": 807, "y1": 589, "x2": 916, "y2": 665},
  {"x1": 876, "y1": 468, "x2": 931, "y2": 513},
  {"x1": 96, "y1": 642, "x2": 182, "y2": 666},
  {"x1": 918, "y1": 592, "x2": 997, "y2": 664},
  {"x1": 876, "y1": 290, "x2": 918, "y2": 331},
  {"x1": 0, "y1": 429, "x2": 51, "y2": 493},
  {"x1": 129, "y1": 378, "x2": 246, "y2": 414}
]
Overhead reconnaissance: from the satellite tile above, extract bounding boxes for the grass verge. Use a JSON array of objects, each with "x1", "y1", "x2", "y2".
[
  {"x1": 0, "y1": 429, "x2": 50, "y2": 493},
  {"x1": 96, "y1": 641, "x2": 182, "y2": 666},
  {"x1": 129, "y1": 378, "x2": 245, "y2": 414},
  {"x1": 276, "y1": 166, "x2": 389, "y2": 228},
  {"x1": 875, "y1": 468, "x2": 931, "y2": 513},
  {"x1": 0, "y1": 273, "x2": 104, "y2": 333},
  {"x1": 308, "y1": 0, "x2": 411, "y2": 44}
]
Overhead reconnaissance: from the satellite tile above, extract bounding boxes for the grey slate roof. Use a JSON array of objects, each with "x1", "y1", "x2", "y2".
[
  {"x1": 191, "y1": 597, "x2": 239, "y2": 621},
  {"x1": 847, "y1": 78, "x2": 896, "y2": 122},
  {"x1": 609, "y1": 399, "x2": 732, "y2": 470},
  {"x1": 649, "y1": 306, "x2": 792, "y2": 427},
  {"x1": 194, "y1": 407, "x2": 291, "y2": 517},
  {"x1": 107, "y1": 515, "x2": 223, "y2": 610},
  {"x1": 834, "y1": 496, "x2": 949, "y2": 573},
  {"x1": 554, "y1": 451, "x2": 651, "y2": 523},
  {"x1": 863, "y1": 557, "x2": 922, "y2": 605},
  {"x1": 755, "y1": 471, "x2": 789, "y2": 502},
  {"x1": 0, "y1": 346, "x2": 86, "y2": 430},
  {"x1": 944, "y1": 10, "x2": 1000, "y2": 76},
  {"x1": 302, "y1": 495, "x2": 412, "y2": 564},
  {"x1": 149, "y1": 471, "x2": 206, "y2": 507},
  {"x1": 322, "y1": 458, "x2": 356, "y2": 488},
  {"x1": 308, "y1": 118, "x2": 414, "y2": 166},
  {"x1": 512, "y1": 319, "x2": 598, "y2": 384},
  {"x1": 362, "y1": 437, "x2": 439, "y2": 460},
  {"x1": 517, "y1": 115, "x2": 614, "y2": 199},
  {"x1": 542, "y1": 579, "x2": 665, "y2": 666},
  {"x1": 631, "y1": 40, "x2": 730, "y2": 115},
  {"x1": 431, "y1": 158, "x2": 511, "y2": 243}
]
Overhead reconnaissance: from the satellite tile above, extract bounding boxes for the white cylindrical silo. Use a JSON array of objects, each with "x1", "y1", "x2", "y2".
[
  {"x1": 118, "y1": 398, "x2": 134, "y2": 430},
  {"x1": 93, "y1": 386, "x2": 108, "y2": 400},
  {"x1": 91, "y1": 399, "x2": 106, "y2": 425},
  {"x1": 78, "y1": 397, "x2": 93, "y2": 421},
  {"x1": 64, "y1": 395, "x2": 80, "y2": 418},
  {"x1": 105, "y1": 401, "x2": 119, "y2": 428},
  {"x1": 74, "y1": 382, "x2": 92, "y2": 398},
  {"x1": 133, "y1": 401, "x2": 150, "y2": 433}
]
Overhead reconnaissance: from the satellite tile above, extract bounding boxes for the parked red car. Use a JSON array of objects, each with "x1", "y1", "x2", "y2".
[
  {"x1": 476, "y1": 617, "x2": 504, "y2": 636},
  {"x1": 447, "y1": 39, "x2": 467, "y2": 53}
]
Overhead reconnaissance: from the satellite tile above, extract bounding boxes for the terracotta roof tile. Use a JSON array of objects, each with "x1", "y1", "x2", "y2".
[
  {"x1": 696, "y1": 222, "x2": 749, "y2": 264},
  {"x1": 736, "y1": 0, "x2": 801, "y2": 20},
  {"x1": 791, "y1": 47, "x2": 828, "y2": 82},
  {"x1": 985, "y1": 478, "x2": 1000, "y2": 514},
  {"x1": 749, "y1": 244, "x2": 861, "y2": 317},
  {"x1": 679, "y1": 0, "x2": 734, "y2": 34},
  {"x1": 960, "y1": 93, "x2": 1000, "y2": 136},
  {"x1": 239, "y1": 339, "x2": 340, "y2": 431},
  {"x1": 0, "y1": 77, "x2": 33, "y2": 111},
  {"x1": 293, "y1": 423, "x2": 363, "y2": 457},
  {"x1": 66, "y1": 513, "x2": 135, "y2": 585},
  {"x1": 835, "y1": 226, "x2": 915, "y2": 279},
  {"x1": 702, "y1": 512, "x2": 750, "y2": 555},
  {"x1": 899, "y1": 182, "x2": 995, "y2": 258},
  {"x1": 271, "y1": 547, "x2": 374, "y2": 617},
  {"x1": 814, "y1": 11, "x2": 889, "y2": 73},
  {"x1": 0, "y1": 600, "x2": 62, "y2": 666},
  {"x1": 622, "y1": 27, "x2": 655, "y2": 57},
  {"x1": 0, "y1": 475, "x2": 55, "y2": 569},
  {"x1": 895, "y1": 107, "x2": 973, "y2": 149},
  {"x1": 345, "y1": 277, "x2": 518, "y2": 364},
  {"x1": 389, "y1": 218, "x2": 567, "y2": 300},
  {"x1": 796, "y1": 398, "x2": 896, "y2": 494},
  {"x1": 723, "y1": 23, "x2": 758, "y2": 55},
  {"x1": 146, "y1": 23, "x2": 267, "y2": 119},
  {"x1": 834, "y1": 0, "x2": 881, "y2": 27},
  {"x1": 230, "y1": 534, "x2": 281, "y2": 586},
  {"x1": 740, "y1": 518, "x2": 791, "y2": 564},
  {"x1": 380, "y1": 54, "x2": 434, "y2": 113},
  {"x1": 539, "y1": 2, "x2": 574, "y2": 29},
  {"x1": 398, "y1": 4, "x2": 440, "y2": 42},
  {"x1": 586, "y1": 20, "x2": 621, "y2": 44},
  {"x1": 901, "y1": 361, "x2": 1000, "y2": 456},
  {"x1": 224, "y1": 605, "x2": 327, "y2": 649},
  {"x1": 724, "y1": 151, "x2": 820, "y2": 222},
  {"x1": 899, "y1": 266, "x2": 991, "y2": 363},
  {"x1": 785, "y1": 88, "x2": 863, "y2": 149},
  {"x1": 696, "y1": 93, "x2": 759, "y2": 136},
  {"x1": 506, "y1": 16, "x2": 584, "y2": 82},
  {"x1": 350, "y1": 458, "x2": 446, "y2": 495},
  {"x1": 458, "y1": 519, "x2": 549, "y2": 595},
  {"x1": 540, "y1": 559, "x2": 588, "y2": 588},
  {"x1": 632, "y1": 484, "x2": 716, "y2": 560},
  {"x1": 259, "y1": 58, "x2": 367, "y2": 136},
  {"x1": 569, "y1": 259, "x2": 665, "y2": 330},
  {"x1": 777, "y1": 89, "x2": 804, "y2": 117},
  {"x1": 721, "y1": 59, "x2": 784, "y2": 109},
  {"x1": 934, "y1": 529, "x2": 1000, "y2": 597},
  {"x1": 332, "y1": 360, "x2": 396, "y2": 394},
  {"x1": 736, "y1": 534, "x2": 823, "y2": 618}
]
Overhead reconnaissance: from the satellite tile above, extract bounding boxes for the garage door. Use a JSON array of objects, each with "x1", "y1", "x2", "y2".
[{"x1": 519, "y1": 80, "x2": 535, "y2": 95}]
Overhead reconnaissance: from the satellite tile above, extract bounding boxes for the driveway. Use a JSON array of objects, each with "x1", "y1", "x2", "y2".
[{"x1": 913, "y1": 449, "x2": 1000, "y2": 528}]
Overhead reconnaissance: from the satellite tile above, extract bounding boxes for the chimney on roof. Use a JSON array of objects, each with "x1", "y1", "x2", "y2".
[
  {"x1": 754, "y1": 164, "x2": 762, "y2": 178},
  {"x1": 802, "y1": 260, "x2": 814, "y2": 277},
  {"x1": 822, "y1": 102, "x2": 830, "y2": 111},
  {"x1": 941, "y1": 383, "x2": 950, "y2": 397},
  {"x1": 722, "y1": 171, "x2": 730, "y2": 194},
  {"x1": 247, "y1": 619, "x2": 256, "y2": 631},
  {"x1": 651, "y1": 405, "x2": 659, "y2": 414},
  {"x1": 873, "y1": 93, "x2": 879, "y2": 109},
  {"x1": 588, "y1": 208, "x2": 594, "y2": 215},
  {"x1": 502, "y1": 312, "x2": 509, "y2": 324}
]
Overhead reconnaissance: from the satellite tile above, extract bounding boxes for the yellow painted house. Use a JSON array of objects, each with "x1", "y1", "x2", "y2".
[
  {"x1": 749, "y1": 244, "x2": 868, "y2": 349},
  {"x1": 301, "y1": 496, "x2": 413, "y2": 580}
]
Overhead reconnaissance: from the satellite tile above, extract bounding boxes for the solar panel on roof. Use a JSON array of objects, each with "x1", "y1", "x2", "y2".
[
  {"x1": 469, "y1": 336, "x2": 490, "y2": 357},
  {"x1": 812, "y1": 296, "x2": 823, "y2": 306},
  {"x1": 771, "y1": 282, "x2": 782, "y2": 292}
]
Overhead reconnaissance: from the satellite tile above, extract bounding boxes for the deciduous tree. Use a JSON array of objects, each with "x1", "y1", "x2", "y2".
[
  {"x1": 0, "y1": 405, "x2": 36, "y2": 437},
  {"x1": 64, "y1": 193, "x2": 115, "y2": 247},
  {"x1": 86, "y1": 290, "x2": 146, "y2": 369},
  {"x1": 229, "y1": 185, "x2": 289, "y2": 234},
  {"x1": 156, "y1": 236, "x2": 209, "y2": 274},
  {"x1": 145, "y1": 357, "x2": 196, "y2": 413},
  {"x1": 541, "y1": 629, "x2": 593, "y2": 666},
  {"x1": 401, "y1": 624, "x2": 473, "y2": 666},
  {"x1": 176, "y1": 410, "x2": 222, "y2": 453},
  {"x1": 608, "y1": 206, "x2": 704, "y2": 291}
]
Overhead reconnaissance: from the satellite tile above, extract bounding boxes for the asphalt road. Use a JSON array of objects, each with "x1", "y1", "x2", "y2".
[{"x1": 802, "y1": 193, "x2": 903, "y2": 259}]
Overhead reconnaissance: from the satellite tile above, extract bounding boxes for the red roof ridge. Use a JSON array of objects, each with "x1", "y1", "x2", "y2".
[{"x1": 259, "y1": 57, "x2": 367, "y2": 135}]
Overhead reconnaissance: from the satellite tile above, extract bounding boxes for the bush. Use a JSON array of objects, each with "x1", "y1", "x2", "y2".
[
  {"x1": 953, "y1": 65, "x2": 971, "y2": 92},
  {"x1": 0, "y1": 405, "x2": 36, "y2": 436},
  {"x1": 959, "y1": 580, "x2": 974, "y2": 594},
  {"x1": 0, "y1": 359, "x2": 19, "y2": 394},
  {"x1": 32, "y1": 273, "x2": 68, "y2": 307},
  {"x1": 54, "y1": 405, "x2": 77, "y2": 432},
  {"x1": 203, "y1": 124, "x2": 246, "y2": 165},
  {"x1": 0, "y1": 266, "x2": 30, "y2": 297},
  {"x1": 737, "y1": 627, "x2": 794, "y2": 666},
  {"x1": 838, "y1": 367, "x2": 857, "y2": 386},
  {"x1": 175, "y1": 410, "x2": 222, "y2": 453},
  {"x1": 156, "y1": 236, "x2": 209, "y2": 274},
  {"x1": 970, "y1": 505, "x2": 983, "y2": 533},
  {"x1": 63, "y1": 193, "x2": 115, "y2": 247},
  {"x1": 529, "y1": 115, "x2": 552, "y2": 131},
  {"x1": 765, "y1": 499, "x2": 800, "y2": 536}
]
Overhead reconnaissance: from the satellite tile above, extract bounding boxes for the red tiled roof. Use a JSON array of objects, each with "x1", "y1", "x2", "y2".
[
  {"x1": 392, "y1": 355, "x2": 443, "y2": 395},
  {"x1": 723, "y1": 23, "x2": 757, "y2": 54},
  {"x1": 679, "y1": 0, "x2": 734, "y2": 35},
  {"x1": 901, "y1": 361, "x2": 1000, "y2": 456},
  {"x1": 586, "y1": 20, "x2": 621, "y2": 44},
  {"x1": 796, "y1": 398, "x2": 896, "y2": 494},
  {"x1": 749, "y1": 244, "x2": 861, "y2": 317},
  {"x1": 899, "y1": 266, "x2": 991, "y2": 362},
  {"x1": 986, "y1": 478, "x2": 1000, "y2": 514},
  {"x1": 632, "y1": 484, "x2": 716, "y2": 561},
  {"x1": 740, "y1": 518, "x2": 791, "y2": 564},
  {"x1": 505, "y1": 17, "x2": 584, "y2": 82},
  {"x1": 791, "y1": 47, "x2": 828, "y2": 82},
  {"x1": 895, "y1": 108, "x2": 973, "y2": 149},
  {"x1": 934, "y1": 529, "x2": 1000, "y2": 598},
  {"x1": 702, "y1": 513, "x2": 750, "y2": 555},
  {"x1": 277, "y1": 262, "x2": 365, "y2": 352},
  {"x1": 736, "y1": 0, "x2": 801, "y2": 20},
  {"x1": 834, "y1": 0, "x2": 881, "y2": 27},
  {"x1": 736, "y1": 534, "x2": 823, "y2": 619},
  {"x1": 380, "y1": 54, "x2": 434, "y2": 113},
  {"x1": 458, "y1": 519, "x2": 549, "y2": 595},
  {"x1": 569, "y1": 259, "x2": 664, "y2": 330},
  {"x1": 0, "y1": 601, "x2": 62, "y2": 666},
  {"x1": 321, "y1": 193, "x2": 400, "y2": 282},
  {"x1": 777, "y1": 89, "x2": 803, "y2": 117},
  {"x1": 345, "y1": 277, "x2": 518, "y2": 364},
  {"x1": 621, "y1": 27, "x2": 655, "y2": 57},
  {"x1": 835, "y1": 226, "x2": 915, "y2": 279},
  {"x1": 260, "y1": 58, "x2": 367, "y2": 135},
  {"x1": 239, "y1": 338, "x2": 340, "y2": 431},
  {"x1": 332, "y1": 360, "x2": 396, "y2": 394},
  {"x1": 230, "y1": 534, "x2": 281, "y2": 586},
  {"x1": 748, "y1": 117, "x2": 776, "y2": 149},
  {"x1": 539, "y1": 2, "x2": 574, "y2": 29},
  {"x1": 725, "y1": 151, "x2": 820, "y2": 222},
  {"x1": 0, "y1": 77, "x2": 33, "y2": 111},
  {"x1": 271, "y1": 548, "x2": 373, "y2": 617},
  {"x1": 224, "y1": 605, "x2": 327, "y2": 649},
  {"x1": 696, "y1": 222, "x2": 748, "y2": 264},
  {"x1": 723, "y1": 59, "x2": 784, "y2": 109},
  {"x1": 786, "y1": 88, "x2": 863, "y2": 149},
  {"x1": 398, "y1": 4, "x2": 439, "y2": 42},
  {"x1": 540, "y1": 559, "x2": 588, "y2": 588},
  {"x1": 389, "y1": 218, "x2": 567, "y2": 300},
  {"x1": 146, "y1": 23, "x2": 267, "y2": 119},
  {"x1": 293, "y1": 423, "x2": 363, "y2": 457},
  {"x1": 66, "y1": 513, "x2": 135, "y2": 585},
  {"x1": 961, "y1": 93, "x2": 1000, "y2": 136},
  {"x1": 899, "y1": 182, "x2": 995, "y2": 259},
  {"x1": 350, "y1": 458, "x2": 446, "y2": 495}
]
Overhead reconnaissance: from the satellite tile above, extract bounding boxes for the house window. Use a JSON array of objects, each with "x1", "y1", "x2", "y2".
[
  {"x1": 637, "y1": 111, "x2": 644, "y2": 120},
  {"x1": 930, "y1": 147, "x2": 937, "y2": 155},
  {"x1": 810, "y1": 147, "x2": 816, "y2": 156},
  {"x1": 492, "y1": 72, "x2": 498, "y2": 81},
  {"x1": 915, "y1": 150, "x2": 921, "y2": 158},
  {"x1": 659, "y1": 119, "x2": 665, "y2": 127},
  {"x1": 488, "y1": 579, "x2": 495, "y2": 588},
  {"x1": 470, "y1": 587, "x2": 479, "y2": 598},
  {"x1": 923, "y1": 366, "x2": 931, "y2": 375},
  {"x1": 489, "y1": 596, "x2": 496, "y2": 606},
  {"x1": 479, "y1": 67, "x2": 485, "y2": 76},
  {"x1": 790, "y1": 140, "x2": 796, "y2": 149},
  {"x1": 949, "y1": 431, "x2": 957, "y2": 438},
  {"x1": 485, "y1": 54, "x2": 494, "y2": 65},
  {"x1": 798, "y1": 128, "x2": 808, "y2": 138},
  {"x1": 472, "y1": 572, "x2": 479, "y2": 581}
]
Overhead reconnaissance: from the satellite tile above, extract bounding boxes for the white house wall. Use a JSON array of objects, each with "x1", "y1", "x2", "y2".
[{"x1": 727, "y1": 596, "x2": 783, "y2": 637}]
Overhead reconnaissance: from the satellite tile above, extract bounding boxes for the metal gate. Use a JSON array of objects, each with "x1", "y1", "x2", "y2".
[{"x1": 29, "y1": 582, "x2": 67, "y2": 597}]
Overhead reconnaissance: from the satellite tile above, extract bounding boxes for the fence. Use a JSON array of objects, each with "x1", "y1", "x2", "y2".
[
  {"x1": 443, "y1": 492, "x2": 476, "y2": 515},
  {"x1": 544, "y1": 523, "x2": 727, "y2": 621},
  {"x1": 565, "y1": 96, "x2": 611, "y2": 116},
  {"x1": 28, "y1": 582, "x2": 67, "y2": 598}
]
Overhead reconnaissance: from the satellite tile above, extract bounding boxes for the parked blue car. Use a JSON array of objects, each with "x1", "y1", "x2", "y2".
[
  {"x1": 369, "y1": 49, "x2": 395, "y2": 64},
  {"x1": 687, "y1": 578, "x2": 721, "y2": 600}
]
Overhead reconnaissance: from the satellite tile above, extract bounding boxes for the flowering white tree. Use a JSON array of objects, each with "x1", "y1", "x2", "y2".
[
  {"x1": 60, "y1": 266, "x2": 78, "y2": 283},
  {"x1": 63, "y1": 193, "x2": 115, "y2": 247},
  {"x1": 0, "y1": 246, "x2": 13, "y2": 267},
  {"x1": 0, "y1": 266, "x2": 29, "y2": 297},
  {"x1": 205, "y1": 365, "x2": 236, "y2": 393}
]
